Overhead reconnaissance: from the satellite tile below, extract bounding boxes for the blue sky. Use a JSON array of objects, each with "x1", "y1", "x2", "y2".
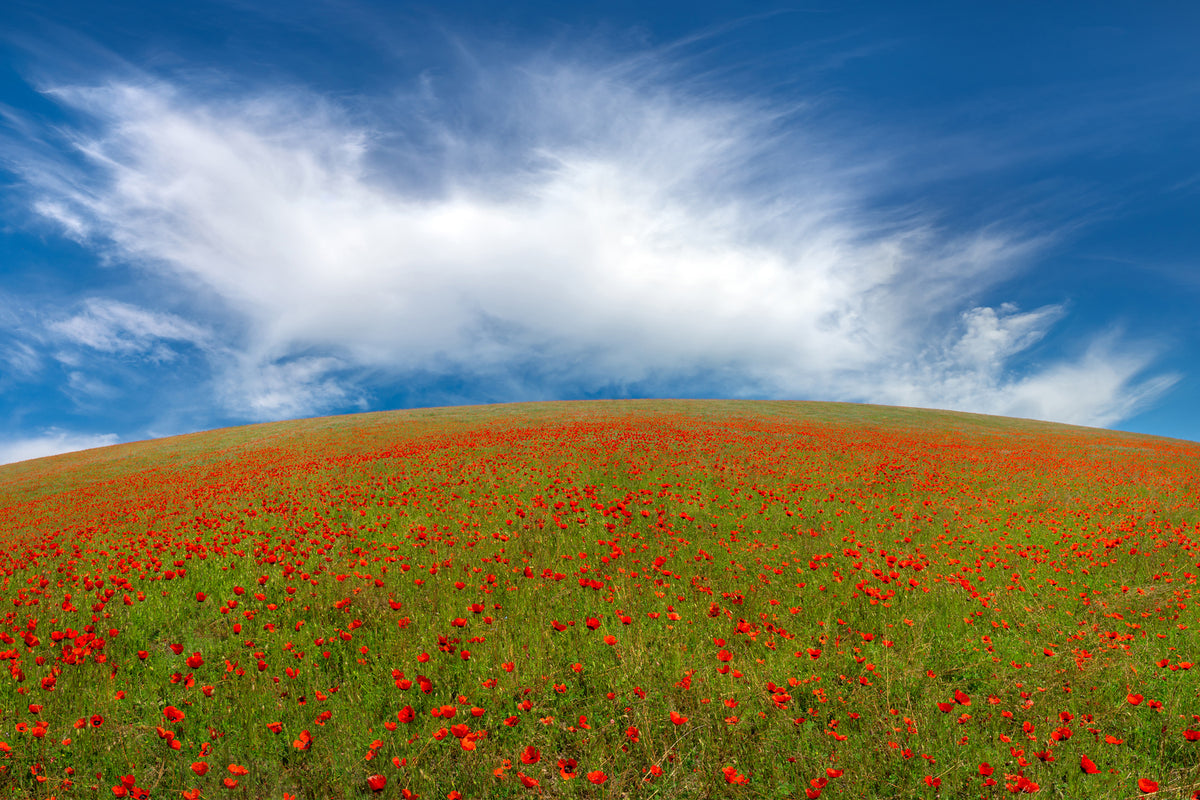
[{"x1": 2, "y1": 1, "x2": 1198, "y2": 463}]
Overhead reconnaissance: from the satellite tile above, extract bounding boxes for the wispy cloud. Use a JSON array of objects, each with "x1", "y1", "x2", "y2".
[
  {"x1": 3, "y1": 47, "x2": 1178, "y2": 427},
  {"x1": 0, "y1": 428, "x2": 120, "y2": 466},
  {"x1": 50, "y1": 298, "x2": 210, "y2": 359}
]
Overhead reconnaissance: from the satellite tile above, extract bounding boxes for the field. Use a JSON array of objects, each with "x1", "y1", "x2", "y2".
[{"x1": 0, "y1": 399, "x2": 1197, "y2": 799}]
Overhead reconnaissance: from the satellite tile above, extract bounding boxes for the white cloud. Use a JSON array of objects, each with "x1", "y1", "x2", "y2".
[
  {"x1": 50, "y1": 298, "x2": 210, "y2": 356},
  {"x1": 9, "y1": 54, "x2": 1178, "y2": 428},
  {"x1": 0, "y1": 429, "x2": 120, "y2": 466}
]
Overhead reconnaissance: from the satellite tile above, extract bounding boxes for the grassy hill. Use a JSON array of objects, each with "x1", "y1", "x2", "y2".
[{"x1": 1, "y1": 400, "x2": 1198, "y2": 799}]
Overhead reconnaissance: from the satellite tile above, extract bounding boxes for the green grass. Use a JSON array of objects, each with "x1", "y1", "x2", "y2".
[{"x1": 0, "y1": 399, "x2": 1197, "y2": 799}]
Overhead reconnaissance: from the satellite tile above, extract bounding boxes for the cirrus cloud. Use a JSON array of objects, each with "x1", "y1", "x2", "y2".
[{"x1": 6, "y1": 48, "x2": 1179, "y2": 429}]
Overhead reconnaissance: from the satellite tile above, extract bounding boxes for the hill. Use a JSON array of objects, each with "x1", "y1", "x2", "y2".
[{"x1": 1, "y1": 400, "x2": 1197, "y2": 799}]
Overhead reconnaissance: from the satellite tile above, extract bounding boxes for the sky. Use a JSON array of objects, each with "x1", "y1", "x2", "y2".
[{"x1": 1, "y1": 1, "x2": 1198, "y2": 464}]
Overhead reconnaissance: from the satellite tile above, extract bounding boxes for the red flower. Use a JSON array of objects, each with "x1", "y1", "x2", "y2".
[
  {"x1": 1138, "y1": 778, "x2": 1159, "y2": 793},
  {"x1": 293, "y1": 730, "x2": 312, "y2": 750},
  {"x1": 587, "y1": 771, "x2": 608, "y2": 785},
  {"x1": 266, "y1": 721, "x2": 283, "y2": 734},
  {"x1": 978, "y1": 762, "x2": 994, "y2": 777},
  {"x1": 191, "y1": 763, "x2": 208, "y2": 777},
  {"x1": 520, "y1": 745, "x2": 540, "y2": 765},
  {"x1": 1127, "y1": 693, "x2": 1144, "y2": 705},
  {"x1": 186, "y1": 652, "x2": 204, "y2": 669},
  {"x1": 367, "y1": 774, "x2": 387, "y2": 792},
  {"x1": 164, "y1": 706, "x2": 185, "y2": 722},
  {"x1": 558, "y1": 758, "x2": 578, "y2": 779},
  {"x1": 1080, "y1": 755, "x2": 1100, "y2": 774},
  {"x1": 722, "y1": 766, "x2": 749, "y2": 785},
  {"x1": 669, "y1": 711, "x2": 688, "y2": 726}
]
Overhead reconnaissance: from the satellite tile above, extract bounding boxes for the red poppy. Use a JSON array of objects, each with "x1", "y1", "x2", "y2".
[
  {"x1": 367, "y1": 775, "x2": 387, "y2": 792},
  {"x1": 520, "y1": 745, "x2": 540, "y2": 765},
  {"x1": 164, "y1": 706, "x2": 185, "y2": 722},
  {"x1": 669, "y1": 711, "x2": 688, "y2": 725},
  {"x1": 558, "y1": 758, "x2": 578, "y2": 779},
  {"x1": 1138, "y1": 778, "x2": 1159, "y2": 793},
  {"x1": 293, "y1": 730, "x2": 312, "y2": 750},
  {"x1": 587, "y1": 770, "x2": 608, "y2": 785},
  {"x1": 722, "y1": 766, "x2": 749, "y2": 785},
  {"x1": 979, "y1": 763, "x2": 994, "y2": 777},
  {"x1": 1127, "y1": 693, "x2": 1144, "y2": 705},
  {"x1": 1080, "y1": 755, "x2": 1100, "y2": 774}
]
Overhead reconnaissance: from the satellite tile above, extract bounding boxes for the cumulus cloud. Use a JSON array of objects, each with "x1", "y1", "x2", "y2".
[
  {"x1": 6, "y1": 51, "x2": 1178, "y2": 427},
  {"x1": 0, "y1": 429, "x2": 120, "y2": 466}
]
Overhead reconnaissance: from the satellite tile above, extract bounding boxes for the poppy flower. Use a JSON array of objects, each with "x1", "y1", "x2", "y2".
[
  {"x1": 669, "y1": 711, "x2": 688, "y2": 725},
  {"x1": 367, "y1": 775, "x2": 387, "y2": 792},
  {"x1": 293, "y1": 730, "x2": 312, "y2": 750},
  {"x1": 520, "y1": 745, "x2": 540, "y2": 764},
  {"x1": 1138, "y1": 778, "x2": 1159, "y2": 793},
  {"x1": 979, "y1": 763, "x2": 994, "y2": 777},
  {"x1": 266, "y1": 722, "x2": 283, "y2": 734},
  {"x1": 587, "y1": 770, "x2": 608, "y2": 785},
  {"x1": 164, "y1": 706, "x2": 185, "y2": 722},
  {"x1": 722, "y1": 766, "x2": 749, "y2": 785},
  {"x1": 558, "y1": 758, "x2": 578, "y2": 779},
  {"x1": 1080, "y1": 755, "x2": 1100, "y2": 774},
  {"x1": 1127, "y1": 693, "x2": 1144, "y2": 705}
]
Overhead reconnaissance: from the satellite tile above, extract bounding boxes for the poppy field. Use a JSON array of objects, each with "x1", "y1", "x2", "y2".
[{"x1": 0, "y1": 399, "x2": 1198, "y2": 799}]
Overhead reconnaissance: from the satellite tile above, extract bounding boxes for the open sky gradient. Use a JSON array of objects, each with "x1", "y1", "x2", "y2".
[{"x1": 2, "y1": 1, "x2": 1199, "y2": 464}]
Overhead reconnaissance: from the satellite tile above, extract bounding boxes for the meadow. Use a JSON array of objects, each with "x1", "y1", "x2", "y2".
[{"x1": 0, "y1": 399, "x2": 1197, "y2": 799}]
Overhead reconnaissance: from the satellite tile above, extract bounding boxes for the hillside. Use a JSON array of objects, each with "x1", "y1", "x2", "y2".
[{"x1": 1, "y1": 400, "x2": 1198, "y2": 799}]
